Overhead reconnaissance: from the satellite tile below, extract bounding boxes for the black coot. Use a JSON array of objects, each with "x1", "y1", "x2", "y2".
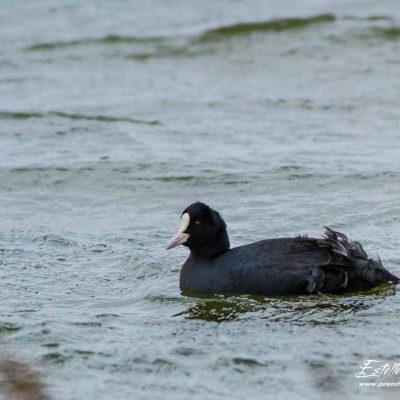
[{"x1": 166, "y1": 202, "x2": 399, "y2": 295}]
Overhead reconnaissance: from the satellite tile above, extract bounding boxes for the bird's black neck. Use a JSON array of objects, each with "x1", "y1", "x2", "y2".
[{"x1": 190, "y1": 229, "x2": 230, "y2": 260}]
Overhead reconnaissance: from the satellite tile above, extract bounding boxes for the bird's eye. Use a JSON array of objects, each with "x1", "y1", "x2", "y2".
[{"x1": 194, "y1": 220, "x2": 201, "y2": 225}]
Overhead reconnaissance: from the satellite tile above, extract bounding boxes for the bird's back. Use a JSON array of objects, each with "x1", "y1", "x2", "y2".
[{"x1": 180, "y1": 238, "x2": 324, "y2": 294}]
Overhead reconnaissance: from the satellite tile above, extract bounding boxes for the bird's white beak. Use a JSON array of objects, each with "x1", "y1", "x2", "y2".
[{"x1": 166, "y1": 213, "x2": 190, "y2": 250}]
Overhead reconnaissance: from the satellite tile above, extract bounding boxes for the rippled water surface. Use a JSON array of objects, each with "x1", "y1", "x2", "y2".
[{"x1": 1, "y1": 1, "x2": 400, "y2": 399}]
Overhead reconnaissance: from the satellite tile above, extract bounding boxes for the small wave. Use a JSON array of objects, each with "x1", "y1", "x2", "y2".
[
  {"x1": 0, "y1": 111, "x2": 160, "y2": 126},
  {"x1": 197, "y1": 14, "x2": 336, "y2": 41},
  {"x1": 26, "y1": 34, "x2": 166, "y2": 51},
  {"x1": 368, "y1": 26, "x2": 400, "y2": 40},
  {"x1": 50, "y1": 111, "x2": 160, "y2": 125},
  {"x1": 26, "y1": 35, "x2": 199, "y2": 62},
  {"x1": 42, "y1": 352, "x2": 69, "y2": 364},
  {"x1": 343, "y1": 15, "x2": 394, "y2": 22},
  {"x1": 0, "y1": 322, "x2": 20, "y2": 333},
  {"x1": 39, "y1": 233, "x2": 76, "y2": 248},
  {"x1": 0, "y1": 111, "x2": 42, "y2": 119},
  {"x1": 340, "y1": 24, "x2": 400, "y2": 42}
]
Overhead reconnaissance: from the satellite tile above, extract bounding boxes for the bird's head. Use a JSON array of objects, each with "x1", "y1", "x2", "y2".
[{"x1": 166, "y1": 202, "x2": 230, "y2": 258}]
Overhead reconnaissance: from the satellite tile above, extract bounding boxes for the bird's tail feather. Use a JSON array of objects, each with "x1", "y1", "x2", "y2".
[{"x1": 317, "y1": 227, "x2": 400, "y2": 287}]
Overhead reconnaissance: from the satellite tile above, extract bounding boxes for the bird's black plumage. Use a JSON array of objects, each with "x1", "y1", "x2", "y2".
[{"x1": 167, "y1": 202, "x2": 399, "y2": 296}]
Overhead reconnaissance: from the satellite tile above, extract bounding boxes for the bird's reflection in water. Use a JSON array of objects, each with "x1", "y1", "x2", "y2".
[
  {"x1": 0, "y1": 359, "x2": 49, "y2": 400},
  {"x1": 178, "y1": 284, "x2": 396, "y2": 323}
]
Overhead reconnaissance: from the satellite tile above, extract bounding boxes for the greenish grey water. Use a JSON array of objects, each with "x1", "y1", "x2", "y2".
[{"x1": 1, "y1": 1, "x2": 400, "y2": 399}]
